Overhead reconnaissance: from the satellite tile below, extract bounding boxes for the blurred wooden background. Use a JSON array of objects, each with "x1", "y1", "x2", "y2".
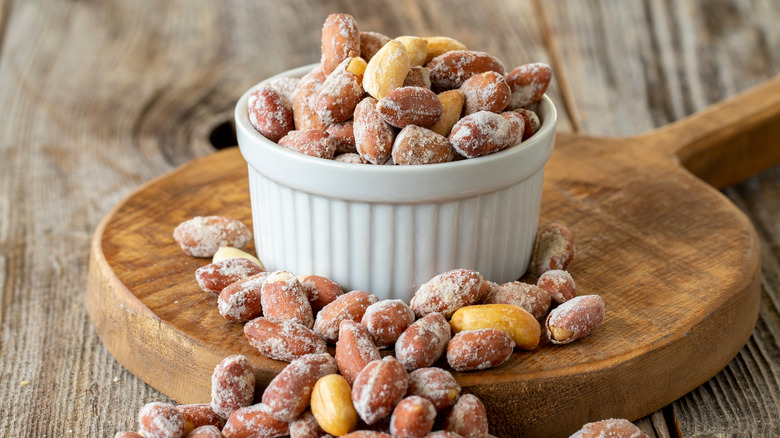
[{"x1": 1, "y1": 0, "x2": 778, "y2": 436}]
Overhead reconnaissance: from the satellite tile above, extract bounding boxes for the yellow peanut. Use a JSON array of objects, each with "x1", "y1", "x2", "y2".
[
  {"x1": 449, "y1": 304, "x2": 541, "y2": 350},
  {"x1": 424, "y1": 36, "x2": 467, "y2": 64},
  {"x1": 429, "y1": 90, "x2": 465, "y2": 136},
  {"x1": 311, "y1": 374, "x2": 357, "y2": 436},
  {"x1": 212, "y1": 246, "x2": 263, "y2": 268},
  {"x1": 346, "y1": 57, "x2": 368, "y2": 80},
  {"x1": 363, "y1": 40, "x2": 411, "y2": 100},
  {"x1": 395, "y1": 36, "x2": 428, "y2": 66}
]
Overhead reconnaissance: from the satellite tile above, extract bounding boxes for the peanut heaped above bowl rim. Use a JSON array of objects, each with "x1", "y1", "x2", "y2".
[
  {"x1": 235, "y1": 64, "x2": 557, "y2": 300},
  {"x1": 236, "y1": 64, "x2": 556, "y2": 204}
]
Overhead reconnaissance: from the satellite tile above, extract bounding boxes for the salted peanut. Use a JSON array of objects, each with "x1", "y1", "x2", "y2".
[
  {"x1": 297, "y1": 274, "x2": 344, "y2": 313},
  {"x1": 395, "y1": 36, "x2": 428, "y2": 66},
  {"x1": 403, "y1": 66, "x2": 431, "y2": 89},
  {"x1": 176, "y1": 403, "x2": 226, "y2": 435},
  {"x1": 392, "y1": 125, "x2": 452, "y2": 166},
  {"x1": 499, "y1": 111, "x2": 525, "y2": 148},
  {"x1": 512, "y1": 108, "x2": 541, "y2": 140},
  {"x1": 443, "y1": 394, "x2": 489, "y2": 438},
  {"x1": 570, "y1": 418, "x2": 648, "y2": 438},
  {"x1": 428, "y1": 50, "x2": 505, "y2": 90},
  {"x1": 187, "y1": 425, "x2": 222, "y2": 438},
  {"x1": 360, "y1": 31, "x2": 392, "y2": 61},
  {"x1": 244, "y1": 317, "x2": 327, "y2": 362},
  {"x1": 342, "y1": 432, "x2": 393, "y2": 438},
  {"x1": 505, "y1": 62, "x2": 552, "y2": 109},
  {"x1": 218, "y1": 272, "x2": 268, "y2": 322},
  {"x1": 211, "y1": 354, "x2": 255, "y2": 420},
  {"x1": 248, "y1": 86, "x2": 295, "y2": 142},
  {"x1": 293, "y1": 77, "x2": 326, "y2": 131},
  {"x1": 354, "y1": 97, "x2": 396, "y2": 164},
  {"x1": 336, "y1": 320, "x2": 381, "y2": 385},
  {"x1": 301, "y1": 66, "x2": 327, "y2": 85},
  {"x1": 447, "y1": 328, "x2": 515, "y2": 371},
  {"x1": 546, "y1": 295, "x2": 605, "y2": 345},
  {"x1": 395, "y1": 313, "x2": 451, "y2": 371},
  {"x1": 278, "y1": 129, "x2": 336, "y2": 160},
  {"x1": 389, "y1": 396, "x2": 436, "y2": 438},
  {"x1": 483, "y1": 281, "x2": 551, "y2": 321},
  {"x1": 196, "y1": 258, "x2": 264, "y2": 295},
  {"x1": 316, "y1": 58, "x2": 365, "y2": 125},
  {"x1": 325, "y1": 120, "x2": 357, "y2": 154},
  {"x1": 289, "y1": 411, "x2": 326, "y2": 438},
  {"x1": 449, "y1": 111, "x2": 514, "y2": 159},
  {"x1": 532, "y1": 223, "x2": 575, "y2": 274},
  {"x1": 449, "y1": 304, "x2": 541, "y2": 350},
  {"x1": 265, "y1": 77, "x2": 300, "y2": 108},
  {"x1": 363, "y1": 40, "x2": 411, "y2": 100},
  {"x1": 263, "y1": 353, "x2": 339, "y2": 422},
  {"x1": 335, "y1": 153, "x2": 370, "y2": 164},
  {"x1": 429, "y1": 90, "x2": 465, "y2": 137},
  {"x1": 222, "y1": 403, "x2": 289, "y2": 438},
  {"x1": 260, "y1": 271, "x2": 314, "y2": 327},
  {"x1": 460, "y1": 71, "x2": 511, "y2": 115},
  {"x1": 423, "y1": 36, "x2": 467, "y2": 64},
  {"x1": 361, "y1": 300, "x2": 415, "y2": 348},
  {"x1": 407, "y1": 367, "x2": 460, "y2": 412},
  {"x1": 321, "y1": 13, "x2": 361, "y2": 75},
  {"x1": 314, "y1": 290, "x2": 379, "y2": 343},
  {"x1": 213, "y1": 246, "x2": 263, "y2": 268},
  {"x1": 138, "y1": 402, "x2": 186, "y2": 438},
  {"x1": 174, "y1": 216, "x2": 253, "y2": 258},
  {"x1": 114, "y1": 432, "x2": 143, "y2": 438},
  {"x1": 537, "y1": 269, "x2": 576, "y2": 305},
  {"x1": 352, "y1": 356, "x2": 409, "y2": 425},
  {"x1": 311, "y1": 374, "x2": 359, "y2": 436},
  {"x1": 377, "y1": 87, "x2": 443, "y2": 128},
  {"x1": 410, "y1": 269, "x2": 490, "y2": 318}
]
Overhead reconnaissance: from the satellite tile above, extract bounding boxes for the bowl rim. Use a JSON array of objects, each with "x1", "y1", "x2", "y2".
[{"x1": 235, "y1": 64, "x2": 557, "y2": 203}]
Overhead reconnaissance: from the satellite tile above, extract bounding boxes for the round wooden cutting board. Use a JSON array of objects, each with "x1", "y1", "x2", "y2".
[{"x1": 86, "y1": 77, "x2": 780, "y2": 437}]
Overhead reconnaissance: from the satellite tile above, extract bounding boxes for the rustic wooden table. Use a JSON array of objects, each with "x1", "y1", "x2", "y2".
[{"x1": 1, "y1": 1, "x2": 778, "y2": 436}]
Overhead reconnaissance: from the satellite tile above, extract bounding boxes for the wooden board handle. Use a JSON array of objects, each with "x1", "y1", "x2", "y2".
[{"x1": 642, "y1": 75, "x2": 780, "y2": 189}]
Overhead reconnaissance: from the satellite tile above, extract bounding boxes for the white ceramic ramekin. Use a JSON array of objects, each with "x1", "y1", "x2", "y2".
[{"x1": 235, "y1": 64, "x2": 557, "y2": 301}]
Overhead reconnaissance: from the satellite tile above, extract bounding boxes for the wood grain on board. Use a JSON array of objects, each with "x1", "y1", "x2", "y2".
[{"x1": 2, "y1": 0, "x2": 780, "y2": 436}]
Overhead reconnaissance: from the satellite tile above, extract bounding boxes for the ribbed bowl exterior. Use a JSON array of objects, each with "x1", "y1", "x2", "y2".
[
  {"x1": 248, "y1": 166, "x2": 545, "y2": 301},
  {"x1": 237, "y1": 65, "x2": 557, "y2": 301}
]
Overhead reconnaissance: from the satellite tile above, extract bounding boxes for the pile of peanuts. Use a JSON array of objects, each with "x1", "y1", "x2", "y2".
[
  {"x1": 110, "y1": 214, "x2": 644, "y2": 438},
  {"x1": 247, "y1": 13, "x2": 551, "y2": 165},
  {"x1": 113, "y1": 14, "x2": 649, "y2": 438}
]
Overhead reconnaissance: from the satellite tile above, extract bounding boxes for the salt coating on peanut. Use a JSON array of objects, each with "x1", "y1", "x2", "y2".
[
  {"x1": 546, "y1": 294, "x2": 605, "y2": 345},
  {"x1": 173, "y1": 216, "x2": 252, "y2": 258},
  {"x1": 537, "y1": 269, "x2": 577, "y2": 305},
  {"x1": 210, "y1": 355, "x2": 255, "y2": 420},
  {"x1": 443, "y1": 394, "x2": 489, "y2": 438},
  {"x1": 244, "y1": 316, "x2": 327, "y2": 362},
  {"x1": 222, "y1": 402, "x2": 290, "y2": 438},
  {"x1": 533, "y1": 223, "x2": 576, "y2": 275},
  {"x1": 137, "y1": 402, "x2": 186, "y2": 438},
  {"x1": 410, "y1": 269, "x2": 489, "y2": 318},
  {"x1": 218, "y1": 272, "x2": 267, "y2": 322}
]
